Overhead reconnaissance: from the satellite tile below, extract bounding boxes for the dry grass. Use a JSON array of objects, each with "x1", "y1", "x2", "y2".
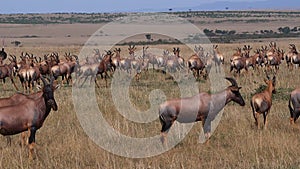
[{"x1": 0, "y1": 40, "x2": 300, "y2": 169}]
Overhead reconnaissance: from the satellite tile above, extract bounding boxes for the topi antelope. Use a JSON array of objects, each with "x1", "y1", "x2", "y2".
[
  {"x1": 0, "y1": 55, "x2": 19, "y2": 90},
  {"x1": 250, "y1": 73, "x2": 276, "y2": 129},
  {"x1": 212, "y1": 45, "x2": 224, "y2": 73},
  {"x1": 288, "y1": 88, "x2": 300, "y2": 125},
  {"x1": 173, "y1": 47, "x2": 185, "y2": 69},
  {"x1": 0, "y1": 40, "x2": 7, "y2": 62},
  {"x1": 289, "y1": 44, "x2": 300, "y2": 68},
  {"x1": 159, "y1": 77, "x2": 245, "y2": 145},
  {"x1": 0, "y1": 76, "x2": 59, "y2": 159}
]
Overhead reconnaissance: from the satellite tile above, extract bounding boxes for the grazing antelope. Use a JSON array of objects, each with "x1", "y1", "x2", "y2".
[
  {"x1": 159, "y1": 77, "x2": 245, "y2": 145},
  {"x1": 250, "y1": 74, "x2": 276, "y2": 129},
  {"x1": 212, "y1": 45, "x2": 224, "y2": 73},
  {"x1": 0, "y1": 76, "x2": 59, "y2": 159},
  {"x1": 288, "y1": 88, "x2": 300, "y2": 125}
]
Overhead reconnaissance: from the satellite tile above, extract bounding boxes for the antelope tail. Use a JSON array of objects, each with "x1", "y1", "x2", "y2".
[
  {"x1": 250, "y1": 100, "x2": 255, "y2": 114},
  {"x1": 288, "y1": 97, "x2": 294, "y2": 119}
]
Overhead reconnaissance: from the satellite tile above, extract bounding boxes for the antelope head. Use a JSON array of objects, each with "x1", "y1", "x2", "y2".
[
  {"x1": 39, "y1": 76, "x2": 59, "y2": 111},
  {"x1": 264, "y1": 72, "x2": 276, "y2": 94},
  {"x1": 225, "y1": 77, "x2": 245, "y2": 106}
]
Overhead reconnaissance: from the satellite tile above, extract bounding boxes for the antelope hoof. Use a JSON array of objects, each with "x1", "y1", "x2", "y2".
[
  {"x1": 290, "y1": 118, "x2": 295, "y2": 125},
  {"x1": 205, "y1": 132, "x2": 211, "y2": 140}
]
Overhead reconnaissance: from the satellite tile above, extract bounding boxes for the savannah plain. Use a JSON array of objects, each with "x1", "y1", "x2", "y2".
[{"x1": 0, "y1": 11, "x2": 300, "y2": 168}]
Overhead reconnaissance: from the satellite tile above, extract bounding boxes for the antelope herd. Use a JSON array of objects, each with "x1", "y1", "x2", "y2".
[{"x1": 1, "y1": 41, "x2": 300, "y2": 158}]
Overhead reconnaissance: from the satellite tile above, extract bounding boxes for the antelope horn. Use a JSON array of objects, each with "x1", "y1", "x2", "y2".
[
  {"x1": 225, "y1": 77, "x2": 238, "y2": 87},
  {"x1": 73, "y1": 55, "x2": 78, "y2": 60},
  {"x1": 264, "y1": 70, "x2": 270, "y2": 80}
]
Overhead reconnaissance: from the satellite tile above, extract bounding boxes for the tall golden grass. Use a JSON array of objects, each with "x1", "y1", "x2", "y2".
[{"x1": 0, "y1": 43, "x2": 300, "y2": 168}]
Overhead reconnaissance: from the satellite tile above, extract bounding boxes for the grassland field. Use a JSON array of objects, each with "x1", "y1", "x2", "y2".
[{"x1": 0, "y1": 11, "x2": 300, "y2": 169}]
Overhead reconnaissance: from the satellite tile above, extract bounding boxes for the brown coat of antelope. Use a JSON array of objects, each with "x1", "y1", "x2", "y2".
[
  {"x1": 159, "y1": 77, "x2": 245, "y2": 145},
  {"x1": 251, "y1": 74, "x2": 276, "y2": 129},
  {"x1": 288, "y1": 88, "x2": 300, "y2": 125},
  {"x1": 0, "y1": 76, "x2": 59, "y2": 159},
  {"x1": 212, "y1": 45, "x2": 224, "y2": 73},
  {"x1": 187, "y1": 49, "x2": 205, "y2": 79},
  {"x1": 0, "y1": 55, "x2": 19, "y2": 90}
]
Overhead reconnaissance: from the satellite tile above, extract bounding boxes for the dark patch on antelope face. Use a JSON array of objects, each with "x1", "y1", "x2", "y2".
[
  {"x1": 47, "y1": 99, "x2": 58, "y2": 111},
  {"x1": 44, "y1": 84, "x2": 58, "y2": 111},
  {"x1": 232, "y1": 90, "x2": 245, "y2": 106}
]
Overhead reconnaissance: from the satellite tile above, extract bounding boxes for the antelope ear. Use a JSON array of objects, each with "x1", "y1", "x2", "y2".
[
  {"x1": 36, "y1": 85, "x2": 42, "y2": 90},
  {"x1": 54, "y1": 84, "x2": 60, "y2": 90},
  {"x1": 264, "y1": 79, "x2": 268, "y2": 84},
  {"x1": 272, "y1": 76, "x2": 276, "y2": 84},
  {"x1": 230, "y1": 86, "x2": 239, "y2": 92}
]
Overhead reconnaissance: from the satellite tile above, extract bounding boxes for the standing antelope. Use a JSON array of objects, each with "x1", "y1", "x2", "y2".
[
  {"x1": 187, "y1": 51, "x2": 205, "y2": 80},
  {"x1": 0, "y1": 40, "x2": 7, "y2": 63},
  {"x1": 0, "y1": 76, "x2": 59, "y2": 159},
  {"x1": 266, "y1": 41, "x2": 277, "y2": 58},
  {"x1": 289, "y1": 44, "x2": 300, "y2": 68},
  {"x1": 95, "y1": 50, "x2": 114, "y2": 87},
  {"x1": 119, "y1": 45, "x2": 136, "y2": 74},
  {"x1": 17, "y1": 52, "x2": 41, "y2": 93},
  {"x1": 112, "y1": 48, "x2": 121, "y2": 71},
  {"x1": 173, "y1": 47, "x2": 185, "y2": 69},
  {"x1": 159, "y1": 77, "x2": 245, "y2": 145},
  {"x1": 230, "y1": 47, "x2": 243, "y2": 62},
  {"x1": 142, "y1": 46, "x2": 156, "y2": 71},
  {"x1": 0, "y1": 55, "x2": 19, "y2": 90},
  {"x1": 267, "y1": 48, "x2": 284, "y2": 73},
  {"x1": 51, "y1": 53, "x2": 78, "y2": 86},
  {"x1": 212, "y1": 45, "x2": 224, "y2": 73},
  {"x1": 230, "y1": 57, "x2": 248, "y2": 76},
  {"x1": 250, "y1": 74, "x2": 276, "y2": 129},
  {"x1": 288, "y1": 88, "x2": 300, "y2": 125}
]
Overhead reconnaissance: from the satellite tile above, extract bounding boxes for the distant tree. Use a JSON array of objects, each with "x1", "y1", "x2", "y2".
[
  {"x1": 203, "y1": 28, "x2": 214, "y2": 36},
  {"x1": 282, "y1": 27, "x2": 291, "y2": 34},
  {"x1": 228, "y1": 30, "x2": 236, "y2": 35},
  {"x1": 145, "y1": 34, "x2": 152, "y2": 41},
  {"x1": 291, "y1": 26, "x2": 298, "y2": 32},
  {"x1": 278, "y1": 26, "x2": 290, "y2": 34},
  {"x1": 11, "y1": 41, "x2": 21, "y2": 47}
]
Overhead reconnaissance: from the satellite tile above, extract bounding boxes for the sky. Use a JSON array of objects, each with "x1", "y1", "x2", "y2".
[{"x1": 1, "y1": 0, "x2": 300, "y2": 14}]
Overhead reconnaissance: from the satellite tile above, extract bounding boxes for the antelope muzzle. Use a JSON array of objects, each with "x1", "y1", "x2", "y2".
[{"x1": 47, "y1": 99, "x2": 58, "y2": 111}]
